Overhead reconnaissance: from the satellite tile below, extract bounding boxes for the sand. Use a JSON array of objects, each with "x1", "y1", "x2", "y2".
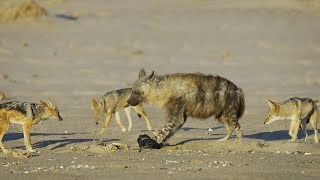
[{"x1": 0, "y1": 0, "x2": 320, "y2": 179}]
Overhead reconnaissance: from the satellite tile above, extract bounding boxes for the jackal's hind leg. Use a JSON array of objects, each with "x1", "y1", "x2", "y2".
[
  {"x1": 310, "y1": 110, "x2": 319, "y2": 143},
  {"x1": 0, "y1": 121, "x2": 9, "y2": 154},
  {"x1": 124, "y1": 107, "x2": 132, "y2": 131}
]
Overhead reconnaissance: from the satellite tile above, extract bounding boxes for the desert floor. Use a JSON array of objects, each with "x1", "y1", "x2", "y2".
[{"x1": 1, "y1": 0, "x2": 320, "y2": 179}]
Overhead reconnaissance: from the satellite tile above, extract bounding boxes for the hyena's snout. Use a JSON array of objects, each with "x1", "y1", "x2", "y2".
[{"x1": 127, "y1": 94, "x2": 140, "y2": 106}]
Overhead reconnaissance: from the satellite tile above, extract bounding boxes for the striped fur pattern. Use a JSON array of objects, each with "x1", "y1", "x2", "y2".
[{"x1": 127, "y1": 69, "x2": 245, "y2": 145}]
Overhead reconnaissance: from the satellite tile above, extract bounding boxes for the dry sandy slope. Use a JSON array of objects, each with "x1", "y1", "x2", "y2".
[{"x1": 0, "y1": 0, "x2": 320, "y2": 179}]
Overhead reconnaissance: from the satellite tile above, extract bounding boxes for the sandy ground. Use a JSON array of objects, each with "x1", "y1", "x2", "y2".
[{"x1": 1, "y1": 0, "x2": 320, "y2": 179}]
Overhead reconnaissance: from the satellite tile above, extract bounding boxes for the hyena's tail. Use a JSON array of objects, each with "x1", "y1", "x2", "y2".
[{"x1": 237, "y1": 88, "x2": 245, "y2": 119}]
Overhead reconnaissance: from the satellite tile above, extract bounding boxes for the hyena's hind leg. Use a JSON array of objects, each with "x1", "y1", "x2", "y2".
[
  {"x1": 217, "y1": 116, "x2": 233, "y2": 141},
  {"x1": 310, "y1": 109, "x2": 319, "y2": 143},
  {"x1": 220, "y1": 114, "x2": 243, "y2": 142},
  {"x1": 133, "y1": 104, "x2": 152, "y2": 131}
]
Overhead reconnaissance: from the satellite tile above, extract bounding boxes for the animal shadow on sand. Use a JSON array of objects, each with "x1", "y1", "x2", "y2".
[
  {"x1": 4, "y1": 133, "x2": 119, "y2": 150},
  {"x1": 175, "y1": 126, "x2": 229, "y2": 145},
  {"x1": 244, "y1": 129, "x2": 315, "y2": 141},
  {"x1": 176, "y1": 129, "x2": 315, "y2": 145}
]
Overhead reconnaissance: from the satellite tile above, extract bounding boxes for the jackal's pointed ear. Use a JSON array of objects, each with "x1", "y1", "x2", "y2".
[
  {"x1": 146, "y1": 71, "x2": 155, "y2": 81},
  {"x1": 91, "y1": 98, "x2": 97, "y2": 110},
  {"x1": 46, "y1": 98, "x2": 56, "y2": 109},
  {"x1": 40, "y1": 100, "x2": 47, "y2": 107},
  {"x1": 267, "y1": 100, "x2": 279, "y2": 111},
  {"x1": 139, "y1": 68, "x2": 147, "y2": 78}
]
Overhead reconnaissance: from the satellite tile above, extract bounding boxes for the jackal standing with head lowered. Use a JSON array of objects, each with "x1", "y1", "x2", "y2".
[
  {"x1": 127, "y1": 69, "x2": 245, "y2": 145},
  {"x1": 91, "y1": 88, "x2": 152, "y2": 134},
  {"x1": 264, "y1": 97, "x2": 319, "y2": 143},
  {"x1": 0, "y1": 99, "x2": 63, "y2": 158}
]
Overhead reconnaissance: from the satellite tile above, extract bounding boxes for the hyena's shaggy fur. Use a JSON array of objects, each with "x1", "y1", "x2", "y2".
[{"x1": 127, "y1": 69, "x2": 245, "y2": 145}]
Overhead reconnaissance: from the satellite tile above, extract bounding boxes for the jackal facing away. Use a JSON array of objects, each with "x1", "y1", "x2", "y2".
[
  {"x1": 264, "y1": 97, "x2": 319, "y2": 143},
  {"x1": 127, "y1": 69, "x2": 245, "y2": 145},
  {"x1": 91, "y1": 88, "x2": 152, "y2": 134},
  {"x1": 0, "y1": 99, "x2": 63, "y2": 158}
]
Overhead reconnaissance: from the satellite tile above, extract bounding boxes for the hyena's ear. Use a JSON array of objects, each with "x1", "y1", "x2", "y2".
[
  {"x1": 146, "y1": 71, "x2": 155, "y2": 81},
  {"x1": 46, "y1": 98, "x2": 56, "y2": 109},
  {"x1": 91, "y1": 98, "x2": 97, "y2": 110},
  {"x1": 139, "y1": 68, "x2": 147, "y2": 78},
  {"x1": 267, "y1": 100, "x2": 279, "y2": 111}
]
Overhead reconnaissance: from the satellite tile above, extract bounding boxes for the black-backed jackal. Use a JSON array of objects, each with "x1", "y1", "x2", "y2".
[
  {"x1": 264, "y1": 97, "x2": 319, "y2": 143},
  {"x1": 91, "y1": 88, "x2": 152, "y2": 134},
  {"x1": 127, "y1": 69, "x2": 245, "y2": 146},
  {"x1": 0, "y1": 98, "x2": 63, "y2": 158}
]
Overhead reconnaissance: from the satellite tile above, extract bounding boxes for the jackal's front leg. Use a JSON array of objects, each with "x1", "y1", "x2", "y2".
[
  {"x1": 99, "y1": 112, "x2": 113, "y2": 134},
  {"x1": 23, "y1": 124, "x2": 35, "y2": 153},
  {"x1": 288, "y1": 120, "x2": 300, "y2": 142},
  {"x1": 152, "y1": 113, "x2": 186, "y2": 145}
]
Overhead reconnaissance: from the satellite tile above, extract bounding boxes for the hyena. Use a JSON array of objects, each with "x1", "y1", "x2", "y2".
[
  {"x1": 264, "y1": 97, "x2": 319, "y2": 143},
  {"x1": 127, "y1": 69, "x2": 245, "y2": 145}
]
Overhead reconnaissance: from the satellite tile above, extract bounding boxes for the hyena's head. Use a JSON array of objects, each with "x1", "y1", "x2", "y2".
[
  {"x1": 263, "y1": 100, "x2": 281, "y2": 125},
  {"x1": 127, "y1": 69, "x2": 155, "y2": 106},
  {"x1": 40, "y1": 98, "x2": 63, "y2": 121},
  {"x1": 91, "y1": 98, "x2": 104, "y2": 124}
]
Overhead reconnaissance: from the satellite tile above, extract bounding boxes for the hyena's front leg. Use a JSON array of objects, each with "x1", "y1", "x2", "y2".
[{"x1": 152, "y1": 113, "x2": 187, "y2": 145}]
